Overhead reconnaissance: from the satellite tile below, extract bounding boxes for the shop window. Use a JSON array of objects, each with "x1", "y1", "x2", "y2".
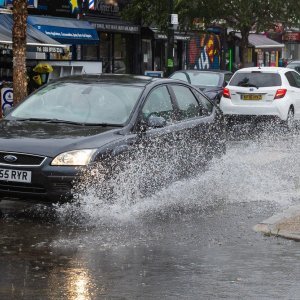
[
  {"x1": 142, "y1": 39, "x2": 152, "y2": 74},
  {"x1": 114, "y1": 34, "x2": 127, "y2": 74},
  {"x1": 81, "y1": 45, "x2": 99, "y2": 61},
  {"x1": 100, "y1": 32, "x2": 112, "y2": 73}
]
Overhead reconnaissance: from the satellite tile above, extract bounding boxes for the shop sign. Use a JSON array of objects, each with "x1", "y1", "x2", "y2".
[
  {"x1": 27, "y1": 45, "x2": 65, "y2": 54},
  {"x1": 6, "y1": 0, "x2": 37, "y2": 8},
  {"x1": 283, "y1": 32, "x2": 300, "y2": 42},
  {"x1": 31, "y1": 0, "x2": 83, "y2": 16},
  {"x1": 91, "y1": 22, "x2": 140, "y2": 34},
  {"x1": 144, "y1": 70, "x2": 164, "y2": 78},
  {"x1": 87, "y1": 0, "x2": 129, "y2": 16}
]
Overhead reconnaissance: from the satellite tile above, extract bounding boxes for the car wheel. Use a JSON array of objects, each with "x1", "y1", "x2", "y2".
[{"x1": 283, "y1": 107, "x2": 295, "y2": 131}]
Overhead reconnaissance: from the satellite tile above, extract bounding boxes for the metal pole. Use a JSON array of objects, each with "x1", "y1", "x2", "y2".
[{"x1": 166, "y1": 0, "x2": 174, "y2": 77}]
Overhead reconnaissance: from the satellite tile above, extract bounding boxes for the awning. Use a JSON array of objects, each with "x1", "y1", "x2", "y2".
[
  {"x1": 27, "y1": 15, "x2": 99, "y2": 45},
  {"x1": 0, "y1": 13, "x2": 67, "y2": 53},
  {"x1": 235, "y1": 33, "x2": 284, "y2": 49},
  {"x1": 150, "y1": 27, "x2": 191, "y2": 41},
  {"x1": 85, "y1": 17, "x2": 140, "y2": 34}
]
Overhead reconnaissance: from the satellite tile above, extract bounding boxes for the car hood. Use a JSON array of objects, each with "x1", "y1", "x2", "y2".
[{"x1": 0, "y1": 120, "x2": 123, "y2": 157}]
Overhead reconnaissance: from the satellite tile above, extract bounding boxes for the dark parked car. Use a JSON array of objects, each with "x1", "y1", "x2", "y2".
[
  {"x1": 0, "y1": 74, "x2": 226, "y2": 203},
  {"x1": 169, "y1": 70, "x2": 233, "y2": 103},
  {"x1": 286, "y1": 61, "x2": 300, "y2": 73}
]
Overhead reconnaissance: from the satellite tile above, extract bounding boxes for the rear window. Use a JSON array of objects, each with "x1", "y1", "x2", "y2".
[{"x1": 230, "y1": 72, "x2": 282, "y2": 87}]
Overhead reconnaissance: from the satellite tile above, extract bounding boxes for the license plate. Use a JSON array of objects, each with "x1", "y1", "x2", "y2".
[
  {"x1": 0, "y1": 168, "x2": 32, "y2": 183},
  {"x1": 241, "y1": 94, "x2": 262, "y2": 100}
]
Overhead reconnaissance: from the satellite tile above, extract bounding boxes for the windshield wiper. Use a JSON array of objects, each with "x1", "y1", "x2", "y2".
[
  {"x1": 15, "y1": 118, "x2": 85, "y2": 125},
  {"x1": 16, "y1": 117, "x2": 54, "y2": 122},
  {"x1": 237, "y1": 80, "x2": 259, "y2": 89},
  {"x1": 82, "y1": 123, "x2": 123, "y2": 127},
  {"x1": 15, "y1": 118, "x2": 123, "y2": 127}
]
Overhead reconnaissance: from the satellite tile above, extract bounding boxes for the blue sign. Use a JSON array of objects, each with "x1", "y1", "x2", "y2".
[
  {"x1": 1, "y1": 88, "x2": 13, "y2": 116},
  {"x1": 6, "y1": 0, "x2": 36, "y2": 7},
  {"x1": 0, "y1": 0, "x2": 5, "y2": 7},
  {"x1": 144, "y1": 71, "x2": 164, "y2": 78}
]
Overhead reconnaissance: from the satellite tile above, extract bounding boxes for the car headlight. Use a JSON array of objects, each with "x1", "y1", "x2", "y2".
[{"x1": 51, "y1": 149, "x2": 97, "y2": 166}]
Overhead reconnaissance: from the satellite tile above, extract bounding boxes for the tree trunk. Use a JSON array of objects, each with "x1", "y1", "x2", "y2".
[
  {"x1": 240, "y1": 29, "x2": 249, "y2": 68},
  {"x1": 12, "y1": 0, "x2": 28, "y2": 105}
]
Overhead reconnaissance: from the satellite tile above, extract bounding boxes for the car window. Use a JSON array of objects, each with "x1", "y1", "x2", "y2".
[
  {"x1": 142, "y1": 86, "x2": 174, "y2": 123},
  {"x1": 194, "y1": 91, "x2": 214, "y2": 115},
  {"x1": 224, "y1": 73, "x2": 233, "y2": 84},
  {"x1": 285, "y1": 71, "x2": 297, "y2": 87},
  {"x1": 291, "y1": 71, "x2": 300, "y2": 88},
  {"x1": 230, "y1": 72, "x2": 282, "y2": 87},
  {"x1": 171, "y1": 85, "x2": 202, "y2": 120},
  {"x1": 170, "y1": 72, "x2": 189, "y2": 83},
  {"x1": 187, "y1": 72, "x2": 221, "y2": 86}
]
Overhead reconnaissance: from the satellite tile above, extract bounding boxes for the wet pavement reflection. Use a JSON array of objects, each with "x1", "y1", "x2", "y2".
[{"x1": 0, "y1": 122, "x2": 300, "y2": 299}]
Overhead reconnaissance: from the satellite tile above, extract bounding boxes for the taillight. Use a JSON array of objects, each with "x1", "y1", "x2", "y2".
[
  {"x1": 274, "y1": 89, "x2": 287, "y2": 99},
  {"x1": 223, "y1": 87, "x2": 231, "y2": 99}
]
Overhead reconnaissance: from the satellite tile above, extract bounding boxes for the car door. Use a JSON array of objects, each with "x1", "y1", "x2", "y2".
[
  {"x1": 134, "y1": 84, "x2": 181, "y2": 186},
  {"x1": 168, "y1": 84, "x2": 217, "y2": 170},
  {"x1": 290, "y1": 71, "x2": 300, "y2": 119}
]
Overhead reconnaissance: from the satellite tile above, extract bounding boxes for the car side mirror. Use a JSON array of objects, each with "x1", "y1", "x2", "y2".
[{"x1": 147, "y1": 115, "x2": 167, "y2": 128}]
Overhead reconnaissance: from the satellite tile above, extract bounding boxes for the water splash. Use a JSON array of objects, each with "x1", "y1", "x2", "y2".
[{"x1": 55, "y1": 126, "x2": 300, "y2": 226}]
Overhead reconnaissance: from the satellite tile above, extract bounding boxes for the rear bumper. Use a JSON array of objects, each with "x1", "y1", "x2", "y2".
[{"x1": 224, "y1": 114, "x2": 281, "y2": 124}]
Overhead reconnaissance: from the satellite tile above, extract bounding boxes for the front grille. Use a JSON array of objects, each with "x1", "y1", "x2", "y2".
[
  {"x1": 51, "y1": 182, "x2": 73, "y2": 191},
  {"x1": 0, "y1": 151, "x2": 45, "y2": 166},
  {"x1": 0, "y1": 181, "x2": 46, "y2": 194}
]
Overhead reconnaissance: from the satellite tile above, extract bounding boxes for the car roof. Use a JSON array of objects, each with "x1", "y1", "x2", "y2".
[
  {"x1": 173, "y1": 69, "x2": 232, "y2": 74},
  {"x1": 287, "y1": 61, "x2": 300, "y2": 65},
  {"x1": 234, "y1": 67, "x2": 288, "y2": 74},
  {"x1": 49, "y1": 74, "x2": 160, "y2": 87}
]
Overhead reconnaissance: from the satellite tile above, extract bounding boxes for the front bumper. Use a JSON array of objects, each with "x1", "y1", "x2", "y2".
[{"x1": 0, "y1": 158, "x2": 79, "y2": 203}]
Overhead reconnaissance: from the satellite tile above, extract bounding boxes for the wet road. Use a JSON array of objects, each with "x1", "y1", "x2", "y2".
[{"x1": 1, "y1": 124, "x2": 300, "y2": 299}]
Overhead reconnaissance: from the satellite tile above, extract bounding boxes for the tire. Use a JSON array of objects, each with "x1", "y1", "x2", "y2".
[{"x1": 283, "y1": 107, "x2": 295, "y2": 131}]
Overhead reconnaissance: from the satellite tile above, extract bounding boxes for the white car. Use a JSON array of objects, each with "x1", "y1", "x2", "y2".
[{"x1": 220, "y1": 67, "x2": 300, "y2": 129}]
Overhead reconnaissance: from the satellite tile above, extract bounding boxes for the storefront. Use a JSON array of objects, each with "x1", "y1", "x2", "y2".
[
  {"x1": 233, "y1": 33, "x2": 284, "y2": 67},
  {"x1": 283, "y1": 32, "x2": 300, "y2": 61},
  {"x1": 0, "y1": 13, "x2": 66, "y2": 82},
  {"x1": 80, "y1": 0, "x2": 141, "y2": 74},
  {"x1": 140, "y1": 27, "x2": 191, "y2": 76}
]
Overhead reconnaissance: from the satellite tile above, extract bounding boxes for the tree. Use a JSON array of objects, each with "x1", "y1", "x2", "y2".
[
  {"x1": 121, "y1": 0, "x2": 200, "y2": 32},
  {"x1": 12, "y1": 0, "x2": 28, "y2": 105}
]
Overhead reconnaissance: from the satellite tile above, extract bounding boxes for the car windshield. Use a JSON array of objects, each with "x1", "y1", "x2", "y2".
[
  {"x1": 10, "y1": 82, "x2": 143, "y2": 125},
  {"x1": 187, "y1": 72, "x2": 221, "y2": 86},
  {"x1": 230, "y1": 72, "x2": 282, "y2": 87}
]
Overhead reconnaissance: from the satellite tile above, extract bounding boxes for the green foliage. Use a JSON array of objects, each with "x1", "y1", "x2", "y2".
[
  {"x1": 121, "y1": 0, "x2": 210, "y2": 32},
  {"x1": 122, "y1": 0, "x2": 300, "y2": 34},
  {"x1": 206, "y1": 0, "x2": 300, "y2": 33}
]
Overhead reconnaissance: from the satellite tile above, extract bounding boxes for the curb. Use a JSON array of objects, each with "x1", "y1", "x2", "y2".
[{"x1": 253, "y1": 204, "x2": 300, "y2": 241}]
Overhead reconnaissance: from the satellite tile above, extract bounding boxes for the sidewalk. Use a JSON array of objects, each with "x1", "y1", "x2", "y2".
[{"x1": 253, "y1": 204, "x2": 300, "y2": 241}]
